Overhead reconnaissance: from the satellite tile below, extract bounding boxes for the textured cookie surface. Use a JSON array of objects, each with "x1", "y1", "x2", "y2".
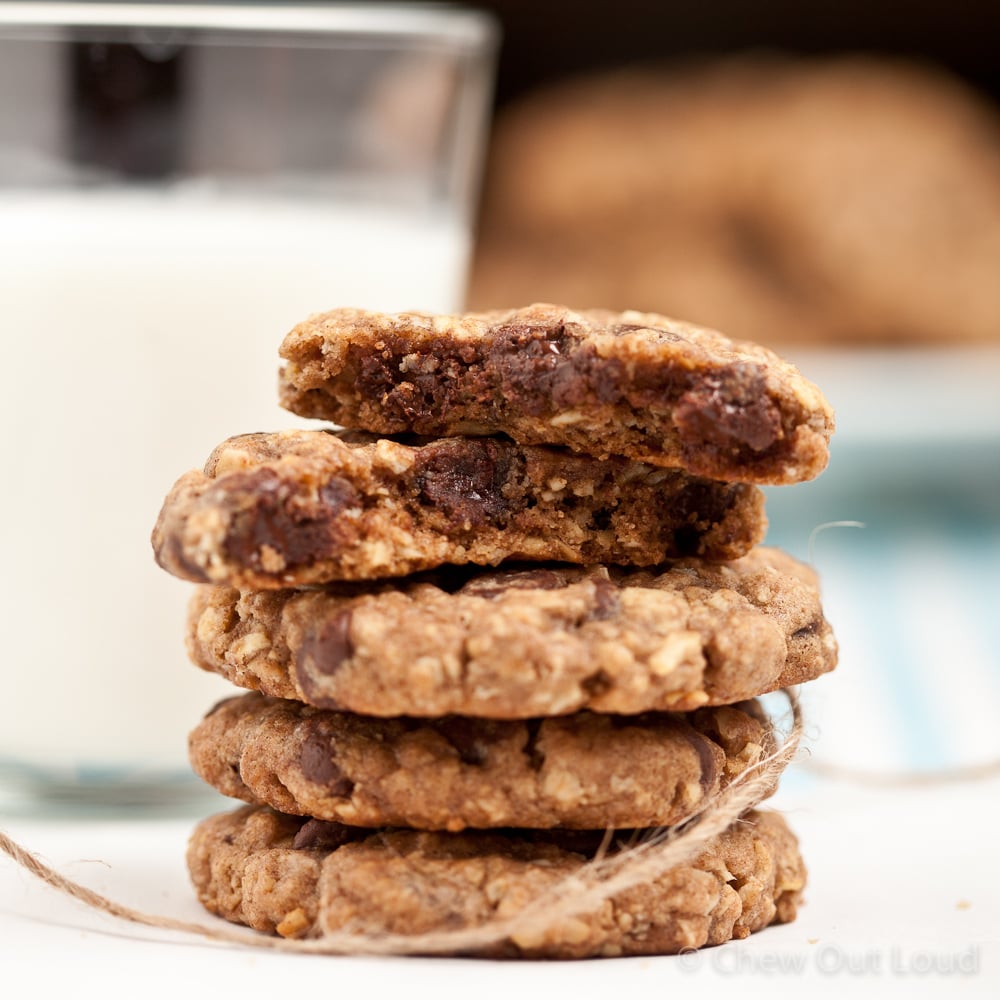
[
  {"x1": 187, "y1": 805, "x2": 806, "y2": 957},
  {"x1": 278, "y1": 304, "x2": 833, "y2": 484},
  {"x1": 189, "y1": 693, "x2": 774, "y2": 831},
  {"x1": 187, "y1": 547, "x2": 836, "y2": 717},
  {"x1": 152, "y1": 428, "x2": 766, "y2": 587}
]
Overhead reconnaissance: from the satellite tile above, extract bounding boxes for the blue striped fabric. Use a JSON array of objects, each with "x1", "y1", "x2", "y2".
[{"x1": 764, "y1": 437, "x2": 1000, "y2": 778}]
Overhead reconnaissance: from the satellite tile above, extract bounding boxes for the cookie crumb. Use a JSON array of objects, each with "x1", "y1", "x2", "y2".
[{"x1": 276, "y1": 907, "x2": 311, "y2": 938}]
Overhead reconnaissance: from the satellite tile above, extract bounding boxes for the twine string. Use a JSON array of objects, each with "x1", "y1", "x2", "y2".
[{"x1": 1, "y1": 692, "x2": 803, "y2": 955}]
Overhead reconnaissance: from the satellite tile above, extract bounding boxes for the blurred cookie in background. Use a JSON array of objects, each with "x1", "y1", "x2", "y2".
[{"x1": 469, "y1": 56, "x2": 1000, "y2": 346}]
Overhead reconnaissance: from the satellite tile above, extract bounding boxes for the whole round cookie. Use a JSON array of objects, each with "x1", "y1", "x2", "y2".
[
  {"x1": 189, "y1": 693, "x2": 775, "y2": 831},
  {"x1": 278, "y1": 303, "x2": 833, "y2": 485},
  {"x1": 187, "y1": 547, "x2": 837, "y2": 717},
  {"x1": 469, "y1": 57, "x2": 1000, "y2": 346},
  {"x1": 187, "y1": 805, "x2": 806, "y2": 957},
  {"x1": 152, "y1": 428, "x2": 766, "y2": 588}
]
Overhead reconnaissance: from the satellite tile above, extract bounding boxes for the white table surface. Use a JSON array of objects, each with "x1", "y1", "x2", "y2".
[{"x1": 2, "y1": 772, "x2": 998, "y2": 998}]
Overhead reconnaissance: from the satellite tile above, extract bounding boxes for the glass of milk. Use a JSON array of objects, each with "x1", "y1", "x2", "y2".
[{"x1": 0, "y1": 3, "x2": 497, "y2": 810}]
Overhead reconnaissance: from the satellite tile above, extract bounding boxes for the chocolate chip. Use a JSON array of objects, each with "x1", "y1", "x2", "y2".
[
  {"x1": 611, "y1": 715, "x2": 721, "y2": 795},
  {"x1": 673, "y1": 363, "x2": 781, "y2": 453},
  {"x1": 683, "y1": 727, "x2": 721, "y2": 796},
  {"x1": 678, "y1": 714, "x2": 729, "y2": 795},
  {"x1": 486, "y1": 328, "x2": 629, "y2": 412},
  {"x1": 292, "y1": 818, "x2": 362, "y2": 851},
  {"x1": 675, "y1": 480, "x2": 736, "y2": 522},
  {"x1": 352, "y1": 338, "x2": 488, "y2": 431},
  {"x1": 224, "y1": 468, "x2": 361, "y2": 573},
  {"x1": 486, "y1": 325, "x2": 574, "y2": 416},
  {"x1": 348, "y1": 322, "x2": 628, "y2": 426},
  {"x1": 670, "y1": 482, "x2": 727, "y2": 554},
  {"x1": 588, "y1": 353, "x2": 627, "y2": 405},
  {"x1": 434, "y1": 717, "x2": 492, "y2": 766},
  {"x1": 301, "y1": 609, "x2": 353, "y2": 676},
  {"x1": 670, "y1": 480, "x2": 748, "y2": 554},
  {"x1": 160, "y1": 532, "x2": 211, "y2": 582},
  {"x1": 299, "y1": 731, "x2": 354, "y2": 797},
  {"x1": 413, "y1": 439, "x2": 518, "y2": 528},
  {"x1": 320, "y1": 477, "x2": 359, "y2": 511}
]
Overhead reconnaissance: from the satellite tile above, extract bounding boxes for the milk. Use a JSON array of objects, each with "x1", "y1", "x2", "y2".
[{"x1": 0, "y1": 187, "x2": 467, "y2": 782}]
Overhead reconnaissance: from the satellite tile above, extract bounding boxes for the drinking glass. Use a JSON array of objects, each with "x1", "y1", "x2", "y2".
[{"x1": 0, "y1": 2, "x2": 497, "y2": 810}]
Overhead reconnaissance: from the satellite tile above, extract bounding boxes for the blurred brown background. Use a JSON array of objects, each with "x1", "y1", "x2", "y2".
[{"x1": 464, "y1": 0, "x2": 1000, "y2": 346}]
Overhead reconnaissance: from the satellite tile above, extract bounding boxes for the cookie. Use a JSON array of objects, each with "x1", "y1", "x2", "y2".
[
  {"x1": 469, "y1": 58, "x2": 1000, "y2": 346},
  {"x1": 187, "y1": 805, "x2": 805, "y2": 957},
  {"x1": 187, "y1": 547, "x2": 836, "y2": 717},
  {"x1": 278, "y1": 304, "x2": 833, "y2": 484},
  {"x1": 189, "y1": 692, "x2": 774, "y2": 831},
  {"x1": 152, "y1": 428, "x2": 766, "y2": 587}
]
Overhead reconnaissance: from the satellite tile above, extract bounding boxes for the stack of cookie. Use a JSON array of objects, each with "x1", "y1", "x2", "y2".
[{"x1": 152, "y1": 303, "x2": 837, "y2": 958}]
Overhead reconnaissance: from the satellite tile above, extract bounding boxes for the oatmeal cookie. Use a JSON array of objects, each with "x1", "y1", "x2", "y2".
[
  {"x1": 186, "y1": 547, "x2": 836, "y2": 717},
  {"x1": 278, "y1": 304, "x2": 833, "y2": 484},
  {"x1": 152, "y1": 428, "x2": 766, "y2": 587},
  {"x1": 187, "y1": 805, "x2": 806, "y2": 957},
  {"x1": 189, "y1": 693, "x2": 775, "y2": 831}
]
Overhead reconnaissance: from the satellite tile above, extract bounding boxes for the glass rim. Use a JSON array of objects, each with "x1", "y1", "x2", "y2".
[{"x1": 0, "y1": 2, "x2": 498, "y2": 50}]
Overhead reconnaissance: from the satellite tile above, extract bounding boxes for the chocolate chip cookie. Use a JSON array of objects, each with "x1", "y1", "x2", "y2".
[
  {"x1": 278, "y1": 304, "x2": 833, "y2": 484},
  {"x1": 187, "y1": 805, "x2": 806, "y2": 956},
  {"x1": 189, "y1": 693, "x2": 774, "y2": 831},
  {"x1": 186, "y1": 547, "x2": 836, "y2": 717},
  {"x1": 152, "y1": 428, "x2": 766, "y2": 587}
]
